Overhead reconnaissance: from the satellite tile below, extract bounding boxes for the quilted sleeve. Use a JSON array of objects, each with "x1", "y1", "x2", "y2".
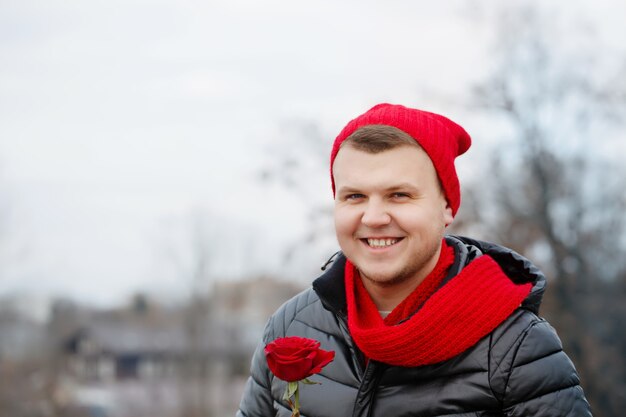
[
  {"x1": 499, "y1": 318, "x2": 592, "y2": 416},
  {"x1": 237, "y1": 318, "x2": 276, "y2": 417}
]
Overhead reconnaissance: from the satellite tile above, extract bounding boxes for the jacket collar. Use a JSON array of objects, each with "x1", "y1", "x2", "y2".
[
  {"x1": 451, "y1": 236, "x2": 546, "y2": 313},
  {"x1": 312, "y1": 252, "x2": 348, "y2": 317}
]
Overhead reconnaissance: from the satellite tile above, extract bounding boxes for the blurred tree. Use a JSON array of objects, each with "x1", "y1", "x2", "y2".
[
  {"x1": 0, "y1": 173, "x2": 53, "y2": 417},
  {"x1": 454, "y1": 3, "x2": 626, "y2": 416},
  {"x1": 258, "y1": 120, "x2": 336, "y2": 270},
  {"x1": 160, "y1": 212, "x2": 217, "y2": 417},
  {"x1": 257, "y1": 3, "x2": 626, "y2": 415},
  {"x1": 0, "y1": 302, "x2": 67, "y2": 417},
  {"x1": 0, "y1": 170, "x2": 28, "y2": 285}
]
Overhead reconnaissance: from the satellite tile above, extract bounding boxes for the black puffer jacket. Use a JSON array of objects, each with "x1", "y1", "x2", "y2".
[{"x1": 237, "y1": 236, "x2": 592, "y2": 416}]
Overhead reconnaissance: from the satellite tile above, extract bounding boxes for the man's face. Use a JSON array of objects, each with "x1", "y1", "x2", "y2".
[{"x1": 333, "y1": 144, "x2": 453, "y2": 290}]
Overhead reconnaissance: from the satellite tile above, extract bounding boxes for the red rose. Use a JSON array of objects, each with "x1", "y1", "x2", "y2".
[{"x1": 265, "y1": 336, "x2": 335, "y2": 382}]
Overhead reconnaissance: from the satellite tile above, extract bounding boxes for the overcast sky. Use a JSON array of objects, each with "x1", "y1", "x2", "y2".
[{"x1": 1, "y1": 0, "x2": 624, "y2": 307}]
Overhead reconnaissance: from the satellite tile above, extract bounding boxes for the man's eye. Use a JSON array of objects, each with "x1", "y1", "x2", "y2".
[
  {"x1": 346, "y1": 194, "x2": 365, "y2": 200},
  {"x1": 391, "y1": 192, "x2": 410, "y2": 199}
]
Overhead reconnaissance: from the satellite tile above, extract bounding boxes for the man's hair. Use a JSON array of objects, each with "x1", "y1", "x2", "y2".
[
  {"x1": 339, "y1": 124, "x2": 445, "y2": 194},
  {"x1": 340, "y1": 125, "x2": 421, "y2": 153}
]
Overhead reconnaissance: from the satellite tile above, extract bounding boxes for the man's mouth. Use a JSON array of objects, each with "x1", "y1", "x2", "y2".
[{"x1": 363, "y1": 238, "x2": 402, "y2": 248}]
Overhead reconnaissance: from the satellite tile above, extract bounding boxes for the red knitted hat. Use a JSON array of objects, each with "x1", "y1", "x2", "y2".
[{"x1": 330, "y1": 103, "x2": 471, "y2": 216}]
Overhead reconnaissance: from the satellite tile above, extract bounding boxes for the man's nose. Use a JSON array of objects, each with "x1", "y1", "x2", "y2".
[{"x1": 361, "y1": 200, "x2": 391, "y2": 227}]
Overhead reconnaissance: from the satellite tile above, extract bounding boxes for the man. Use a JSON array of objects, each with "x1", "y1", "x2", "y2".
[{"x1": 238, "y1": 103, "x2": 592, "y2": 416}]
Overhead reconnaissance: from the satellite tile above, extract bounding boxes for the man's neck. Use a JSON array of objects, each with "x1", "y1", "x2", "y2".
[{"x1": 360, "y1": 275, "x2": 425, "y2": 312}]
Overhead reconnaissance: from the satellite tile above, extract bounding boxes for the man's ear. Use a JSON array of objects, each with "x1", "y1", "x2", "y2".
[{"x1": 443, "y1": 202, "x2": 454, "y2": 227}]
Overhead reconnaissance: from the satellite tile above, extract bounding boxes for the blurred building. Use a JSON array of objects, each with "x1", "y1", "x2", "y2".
[
  {"x1": 56, "y1": 276, "x2": 300, "y2": 417},
  {"x1": 0, "y1": 276, "x2": 302, "y2": 417}
]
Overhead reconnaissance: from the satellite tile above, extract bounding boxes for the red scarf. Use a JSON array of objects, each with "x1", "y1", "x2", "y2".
[{"x1": 345, "y1": 241, "x2": 532, "y2": 367}]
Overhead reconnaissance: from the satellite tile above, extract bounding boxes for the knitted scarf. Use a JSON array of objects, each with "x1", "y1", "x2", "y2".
[{"x1": 345, "y1": 240, "x2": 533, "y2": 367}]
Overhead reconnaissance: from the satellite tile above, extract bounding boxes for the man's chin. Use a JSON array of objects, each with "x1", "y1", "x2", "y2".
[{"x1": 357, "y1": 268, "x2": 408, "y2": 288}]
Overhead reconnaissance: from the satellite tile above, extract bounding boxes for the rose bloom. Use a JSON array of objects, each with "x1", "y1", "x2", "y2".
[{"x1": 264, "y1": 336, "x2": 335, "y2": 382}]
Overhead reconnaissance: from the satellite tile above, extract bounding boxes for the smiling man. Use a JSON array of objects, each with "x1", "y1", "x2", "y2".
[{"x1": 238, "y1": 103, "x2": 592, "y2": 416}]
